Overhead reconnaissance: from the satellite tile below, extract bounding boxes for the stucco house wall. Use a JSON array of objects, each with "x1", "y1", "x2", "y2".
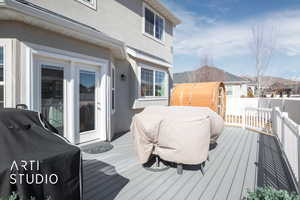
[
  {"x1": 111, "y1": 59, "x2": 133, "y2": 135},
  {"x1": 25, "y1": 0, "x2": 174, "y2": 63},
  {"x1": 0, "y1": 20, "x2": 111, "y2": 105},
  {"x1": 0, "y1": 0, "x2": 180, "y2": 143}
]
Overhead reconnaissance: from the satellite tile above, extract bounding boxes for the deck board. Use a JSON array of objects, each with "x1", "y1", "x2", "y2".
[
  {"x1": 240, "y1": 131, "x2": 259, "y2": 198},
  {"x1": 82, "y1": 127, "x2": 292, "y2": 200}
]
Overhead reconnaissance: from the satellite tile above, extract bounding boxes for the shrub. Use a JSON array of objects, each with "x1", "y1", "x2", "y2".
[
  {"x1": 0, "y1": 193, "x2": 51, "y2": 200},
  {"x1": 246, "y1": 187, "x2": 300, "y2": 200},
  {"x1": 0, "y1": 192, "x2": 18, "y2": 200}
]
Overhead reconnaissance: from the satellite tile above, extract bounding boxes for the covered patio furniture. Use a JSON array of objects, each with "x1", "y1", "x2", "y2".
[
  {"x1": 131, "y1": 106, "x2": 224, "y2": 174},
  {"x1": 0, "y1": 109, "x2": 82, "y2": 200}
]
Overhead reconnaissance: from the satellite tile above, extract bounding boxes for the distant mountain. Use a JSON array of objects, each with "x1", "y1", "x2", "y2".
[
  {"x1": 173, "y1": 66, "x2": 248, "y2": 84},
  {"x1": 242, "y1": 76, "x2": 299, "y2": 88},
  {"x1": 174, "y1": 66, "x2": 300, "y2": 90}
]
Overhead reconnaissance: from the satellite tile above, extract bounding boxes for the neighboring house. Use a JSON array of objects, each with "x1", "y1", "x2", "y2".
[
  {"x1": 225, "y1": 81, "x2": 257, "y2": 98},
  {"x1": 0, "y1": 0, "x2": 180, "y2": 144},
  {"x1": 173, "y1": 66, "x2": 257, "y2": 97}
]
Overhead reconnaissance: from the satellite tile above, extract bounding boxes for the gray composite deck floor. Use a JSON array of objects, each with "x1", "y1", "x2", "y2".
[{"x1": 82, "y1": 127, "x2": 263, "y2": 200}]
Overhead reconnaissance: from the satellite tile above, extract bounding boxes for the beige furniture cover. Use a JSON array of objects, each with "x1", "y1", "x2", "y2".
[{"x1": 131, "y1": 106, "x2": 224, "y2": 165}]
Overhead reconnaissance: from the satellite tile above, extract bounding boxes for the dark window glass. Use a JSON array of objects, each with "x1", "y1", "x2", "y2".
[
  {"x1": 80, "y1": 70, "x2": 96, "y2": 133},
  {"x1": 0, "y1": 85, "x2": 3, "y2": 108},
  {"x1": 145, "y1": 8, "x2": 155, "y2": 36},
  {"x1": 141, "y1": 68, "x2": 153, "y2": 96},
  {"x1": 155, "y1": 71, "x2": 165, "y2": 96},
  {"x1": 0, "y1": 47, "x2": 3, "y2": 82},
  {"x1": 155, "y1": 15, "x2": 164, "y2": 40},
  {"x1": 112, "y1": 90, "x2": 115, "y2": 110},
  {"x1": 0, "y1": 47, "x2": 3, "y2": 64},
  {"x1": 0, "y1": 67, "x2": 3, "y2": 82},
  {"x1": 41, "y1": 65, "x2": 64, "y2": 134},
  {"x1": 112, "y1": 68, "x2": 115, "y2": 89},
  {"x1": 112, "y1": 68, "x2": 115, "y2": 110}
]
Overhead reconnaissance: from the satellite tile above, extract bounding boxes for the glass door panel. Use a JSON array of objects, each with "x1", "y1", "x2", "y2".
[
  {"x1": 79, "y1": 70, "x2": 96, "y2": 133},
  {"x1": 41, "y1": 65, "x2": 64, "y2": 135}
]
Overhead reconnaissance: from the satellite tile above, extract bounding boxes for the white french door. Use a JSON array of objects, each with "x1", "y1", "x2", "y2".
[
  {"x1": 76, "y1": 64, "x2": 101, "y2": 143},
  {"x1": 35, "y1": 55, "x2": 104, "y2": 144}
]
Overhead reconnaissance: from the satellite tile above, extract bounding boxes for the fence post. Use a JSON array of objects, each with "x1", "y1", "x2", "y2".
[
  {"x1": 242, "y1": 108, "x2": 246, "y2": 129},
  {"x1": 272, "y1": 107, "x2": 276, "y2": 134},
  {"x1": 297, "y1": 125, "x2": 300, "y2": 189},
  {"x1": 281, "y1": 112, "x2": 288, "y2": 150}
]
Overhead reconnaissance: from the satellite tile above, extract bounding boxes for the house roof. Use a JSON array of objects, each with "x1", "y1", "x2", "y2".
[
  {"x1": 144, "y1": 0, "x2": 181, "y2": 26},
  {"x1": 223, "y1": 72, "x2": 249, "y2": 84}
]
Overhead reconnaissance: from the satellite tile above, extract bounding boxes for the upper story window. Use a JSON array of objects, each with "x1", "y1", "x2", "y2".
[
  {"x1": 140, "y1": 66, "x2": 168, "y2": 98},
  {"x1": 76, "y1": 0, "x2": 97, "y2": 10},
  {"x1": 143, "y1": 4, "x2": 165, "y2": 42}
]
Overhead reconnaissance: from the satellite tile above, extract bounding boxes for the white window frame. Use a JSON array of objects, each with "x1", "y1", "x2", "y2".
[
  {"x1": 0, "y1": 39, "x2": 14, "y2": 108},
  {"x1": 142, "y1": 3, "x2": 165, "y2": 44},
  {"x1": 111, "y1": 66, "x2": 115, "y2": 114},
  {"x1": 226, "y1": 86, "x2": 233, "y2": 96},
  {"x1": 75, "y1": 0, "x2": 97, "y2": 10},
  {"x1": 139, "y1": 63, "x2": 168, "y2": 99}
]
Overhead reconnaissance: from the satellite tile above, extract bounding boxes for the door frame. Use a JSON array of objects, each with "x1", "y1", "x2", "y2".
[
  {"x1": 35, "y1": 57, "x2": 68, "y2": 135},
  {"x1": 76, "y1": 64, "x2": 101, "y2": 144},
  {"x1": 24, "y1": 43, "x2": 111, "y2": 144},
  {"x1": 0, "y1": 39, "x2": 14, "y2": 108}
]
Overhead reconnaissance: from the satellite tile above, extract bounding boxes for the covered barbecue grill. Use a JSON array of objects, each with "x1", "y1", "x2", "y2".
[
  {"x1": 0, "y1": 109, "x2": 82, "y2": 200},
  {"x1": 170, "y1": 82, "x2": 226, "y2": 118},
  {"x1": 131, "y1": 106, "x2": 224, "y2": 172}
]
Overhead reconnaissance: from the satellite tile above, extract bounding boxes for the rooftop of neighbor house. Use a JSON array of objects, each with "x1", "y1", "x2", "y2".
[{"x1": 82, "y1": 126, "x2": 297, "y2": 200}]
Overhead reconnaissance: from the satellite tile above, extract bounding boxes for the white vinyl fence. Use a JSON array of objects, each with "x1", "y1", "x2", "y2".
[
  {"x1": 225, "y1": 107, "x2": 272, "y2": 133},
  {"x1": 272, "y1": 107, "x2": 300, "y2": 182},
  {"x1": 225, "y1": 97, "x2": 300, "y2": 183}
]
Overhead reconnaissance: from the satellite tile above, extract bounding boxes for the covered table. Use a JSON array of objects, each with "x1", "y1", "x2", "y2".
[
  {"x1": 0, "y1": 109, "x2": 82, "y2": 200},
  {"x1": 131, "y1": 106, "x2": 224, "y2": 167}
]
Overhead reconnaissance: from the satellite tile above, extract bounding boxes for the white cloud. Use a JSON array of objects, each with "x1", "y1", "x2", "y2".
[{"x1": 167, "y1": 3, "x2": 300, "y2": 59}]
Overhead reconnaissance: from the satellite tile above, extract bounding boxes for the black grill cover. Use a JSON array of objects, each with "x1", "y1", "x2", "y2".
[{"x1": 0, "y1": 109, "x2": 82, "y2": 200}]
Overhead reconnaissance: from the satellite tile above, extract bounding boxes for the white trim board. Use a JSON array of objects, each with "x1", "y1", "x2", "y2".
[
  {"x1": 75, "y1": 0, "x2": 97, "y2": 10},
  {"x1": 27, "y1": 42, "x2": 109, "y2": 67},
  {"x1": 126, "y1": 47, "x2": 172, "y2": 68}
]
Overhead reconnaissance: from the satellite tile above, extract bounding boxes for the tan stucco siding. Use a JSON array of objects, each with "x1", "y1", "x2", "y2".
[
  {"x1": 0, "y1": 21, "x2": 111, "y2": 59},
  {"x1": 0, "y1": 21, "x2": 112, "y2": 106},
  {"x1": 25, "y1": 0, "x2": 174, "y2": 63}
]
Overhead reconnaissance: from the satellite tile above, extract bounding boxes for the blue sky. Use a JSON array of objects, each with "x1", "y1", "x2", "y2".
[{"x1": 161, "y1": 0, "x2": 300, "y2": 80}]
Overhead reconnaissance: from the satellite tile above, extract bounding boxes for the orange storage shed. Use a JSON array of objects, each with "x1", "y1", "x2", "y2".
[{"x1": 170, "y1": 82, "x2": 226, "y2": 118}]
